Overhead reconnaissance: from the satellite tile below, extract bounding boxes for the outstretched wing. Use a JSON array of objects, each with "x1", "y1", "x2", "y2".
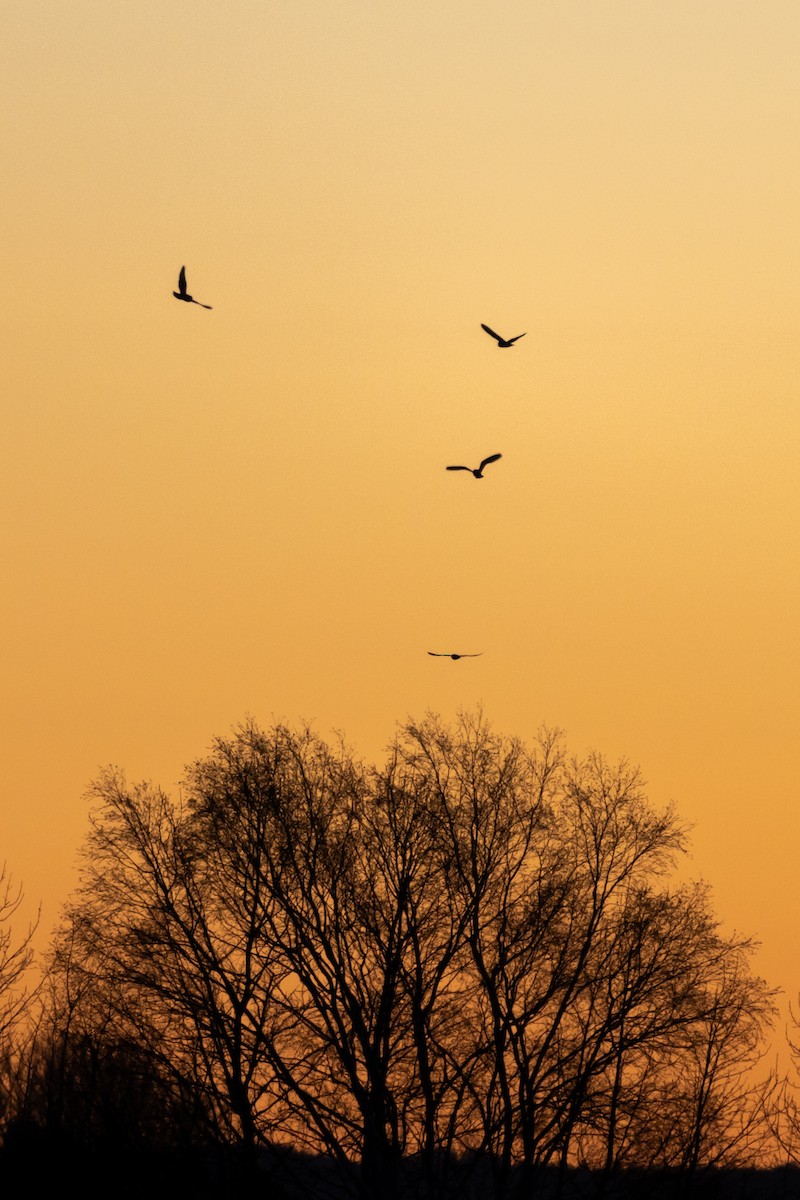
[
  {"x1": 428, "y1": 651, "x2": 446, "y2": 656},
  {"x1": 481, "y1": 323, "x2": 502, "y2": 342},
  {"x1": 507, "y1": 333, "x2": 526, "y2": 343},
  {"x1": 460, "y1": 653, "x2": 483, "y2": 657},
  {"x1": 479, "y1": 453, "x2": 502, "y2": 470},
  {"x1": 178, "y1": 266, "x2": 187, "y2": 295},
  {"x1": 446, "y1": 465, "x2": 470, "y2": 472}
]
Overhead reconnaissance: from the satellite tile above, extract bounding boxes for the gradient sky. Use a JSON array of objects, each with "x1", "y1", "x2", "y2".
[{"x1": 3, "y1": 2, "x2": 800, "y2": 1038}]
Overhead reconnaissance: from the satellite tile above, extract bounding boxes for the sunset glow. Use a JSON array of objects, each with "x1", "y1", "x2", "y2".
[{"x1": 3, "y1": 0, "x2": 799, "y2": 1046}]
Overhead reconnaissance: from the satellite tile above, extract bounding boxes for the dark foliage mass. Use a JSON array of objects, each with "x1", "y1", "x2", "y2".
[{"x1": 0, "y1": 713, "x2": 791, "y2": 1199}]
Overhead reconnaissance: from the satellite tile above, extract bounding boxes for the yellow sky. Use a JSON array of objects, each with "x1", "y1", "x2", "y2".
[{"x1": 2, "y1": 1, "x2": 800, "y2": 1032}]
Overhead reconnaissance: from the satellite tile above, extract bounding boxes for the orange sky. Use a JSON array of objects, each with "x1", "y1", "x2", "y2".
[{"x1": 3, "y1": 2, "x2": 800, "y2": 1044}]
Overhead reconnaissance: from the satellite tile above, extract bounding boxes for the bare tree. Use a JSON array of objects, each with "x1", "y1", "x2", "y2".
[
  {"x1": 43, "y1": 765, "x2": 291, "y2": 1173},
  {"x1": 35, "y1": 713, "x2": 778, "y2": 1200},
  {"x1": 0, "y1": 866, "x2": 38, "y2": 1142},
  {"x1": 769, "y1": 1000, "x2": 800, "y2": 1170},
  {"x1": 387, "y1": 716, "x2": 777, "y2": 1197},
  {"x1": 566, "y1": 882, "x2": 778, "y2": 1187}
]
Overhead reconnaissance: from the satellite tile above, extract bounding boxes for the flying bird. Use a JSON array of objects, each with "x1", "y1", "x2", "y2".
[
  {"x1": 173, "y1": 266, "x2": 212, "y2": 309},
  {"x1": 481, "y1": 323, "x2": 524, "y2": 347},
  {"x1": 428, "y1": 652, "x2": 482, "y2": 660},
  {"x1": 446, "y1": 453, "x2": 502, "y2": 479}
]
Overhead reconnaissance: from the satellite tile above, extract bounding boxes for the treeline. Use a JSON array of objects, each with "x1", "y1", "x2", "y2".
[{"x1": 0, "y1": 713, "x2": 798, "y2": 1198}]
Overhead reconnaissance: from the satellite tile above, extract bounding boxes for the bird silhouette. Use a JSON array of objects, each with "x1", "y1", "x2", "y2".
[
  {"x1": 446, "y1": 453, "x2": 502, "y2": 478},
  {"x1": 481, "y1": 323, "x2": 524, "y2": 347},
  {"x1": 173, "y1": 266, "x2": 212, "y2": 309},
  {"x1": 428, "y1": 652, "x2": 482, "y2": 660}
]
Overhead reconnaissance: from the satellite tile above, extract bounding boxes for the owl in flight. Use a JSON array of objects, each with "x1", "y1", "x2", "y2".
[
  {"x1": 428, "y1": 652, "x2": 482, "y2": 660},
  {"x1": 173, "y1": 266, "x2": 212, "y2": 309},
  {"x1": 446, "y1": 453, "x2": 502, "y2": 479},
  {"x1": 481, "y1": 323, "x2": 524, "y2": 347}
]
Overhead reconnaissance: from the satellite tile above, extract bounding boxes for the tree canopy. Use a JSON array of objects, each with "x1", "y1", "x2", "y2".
[{"x1": 2, "y1": 713, "x2": 780, "y2": 1199}]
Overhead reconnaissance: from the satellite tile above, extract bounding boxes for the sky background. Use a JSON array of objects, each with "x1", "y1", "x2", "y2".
[{"x1": 3, "y1": 1, "x2": 799, "y2": 1045}]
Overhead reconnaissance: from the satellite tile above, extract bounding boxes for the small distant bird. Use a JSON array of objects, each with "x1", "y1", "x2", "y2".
[
  {"x1": 428, "y1": 652, "x2": 482, "y2": 660},
  {"x1": 446, "y1": 453, "x2": 502, "y2": 479},
  {"x1": 173, "y1": 266, "x2": 212, "y2": 309},
  {"x1": 481, "y1": 323, "x2": 524, "y2": 347}
]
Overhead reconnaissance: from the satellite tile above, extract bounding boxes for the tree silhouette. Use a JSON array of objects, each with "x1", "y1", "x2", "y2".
[
  {"x1": 0, "y1": 867, "x2": 37, "y2": 1149},
  {"x1": 29, "y1": 714, "x2": 777, "y2": 1200},
  {"x1": 0, "y1": 868, "x2": 36, "y2": 1048}
]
